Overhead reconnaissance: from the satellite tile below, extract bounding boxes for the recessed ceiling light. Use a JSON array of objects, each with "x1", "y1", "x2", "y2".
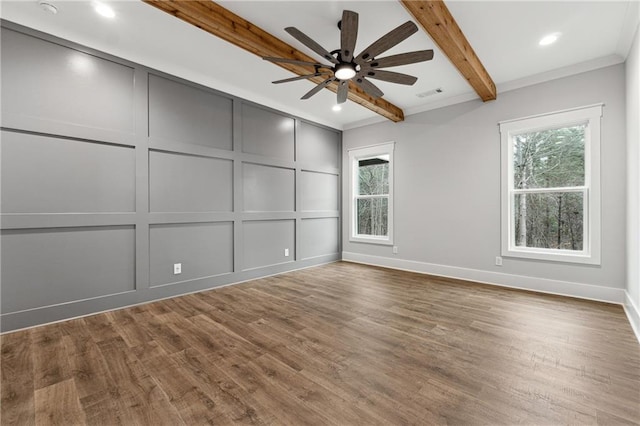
[
  {"x1": 539, "y1": 33, "x2": 561, "y2": 46},
  {"x1": 332, "y1": 105, "x2": 342, "y2": 112},
  {"x1": 94, "y1": 2, "x2": 115, "y2": 19},
  {"x1": 38, "y1": 1, "x2": 58, "y2": 15}
]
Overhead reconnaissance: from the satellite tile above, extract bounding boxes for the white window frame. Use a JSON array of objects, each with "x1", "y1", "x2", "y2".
[
  {"x1": 499, "y1": 104, "x2": 602, "y2": 264},
  {"x1": 348, "y1": 142, "x2": 395, "y2": 245}
]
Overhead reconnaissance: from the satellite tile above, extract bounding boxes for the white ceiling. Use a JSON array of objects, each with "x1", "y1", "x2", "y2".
[{"x1": 1, "y1": 0, "x2": 638, "y2": 130}]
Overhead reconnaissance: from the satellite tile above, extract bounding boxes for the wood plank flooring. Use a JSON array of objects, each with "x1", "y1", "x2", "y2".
[{"x1": 2, "y1": 261, "x2": 639, "y2": 425}]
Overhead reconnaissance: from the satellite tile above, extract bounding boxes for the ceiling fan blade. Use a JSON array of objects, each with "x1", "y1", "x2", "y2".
[
  {"x1": 263, "y1": 57, "x2": 329, "y2": 68},
  {"x1": 363, "y1": 69, "x2": 418, "y2": 85},
  {"x1": 370, "y1": 50, "x2": 434, "y2": 68},
  {"x1": 272, "y1": 72, "x2": 330, "y2": 84},
  {"x1": 354, "y1": 21, "x2": 418, "y2": 63},
  {"x1": 285, "y1": 27, "x2": 339, "y2": 64},
  {"x1": 337, "y1": 80, "x2": 349, "y2": 104},
  {"x1": 301, "y1": 76, "x2": 336, "y2": 100},
  {"x1": 353, "y1": 77, "x2": 384, "y2": 98},
  {"x1": 340, "y1": 10, "x2": 358, "y2": 62}
]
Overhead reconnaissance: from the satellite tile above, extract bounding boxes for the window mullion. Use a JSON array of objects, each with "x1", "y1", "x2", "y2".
[
  {"x1": 511, "y1": 186, "x2": 587, "y2": 194},
  {"x1": 355, "y1": 194, "x2": 390, "y2": 199}
]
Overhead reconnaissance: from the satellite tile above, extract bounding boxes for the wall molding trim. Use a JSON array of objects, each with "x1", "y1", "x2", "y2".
[
  {"x1": 1, "y1": 256, "x2": 340, "y2": 334},
  {"x1": 342, "y1": 252, "x2": 626, "y2": 304},
  {"x1": 624, "y1": 291, "x2": 640, "y2": 344}
]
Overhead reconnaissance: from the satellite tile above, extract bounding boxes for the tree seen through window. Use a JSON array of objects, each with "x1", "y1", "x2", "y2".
[
  {"x1": 356, "y1": 157, "x2": 389, "y2": 236},
  {"x1": 512, "y1": 125, "x2": 585, "y2": 250}
]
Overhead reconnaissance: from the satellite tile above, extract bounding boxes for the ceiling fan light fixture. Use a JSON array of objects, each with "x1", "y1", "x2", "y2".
[
  {"x1": 265, "y1": 10, "x2": 434, "y2": 104},
  {"x1": 334, "y1": 63, "x2": 356, "y2": 80}
]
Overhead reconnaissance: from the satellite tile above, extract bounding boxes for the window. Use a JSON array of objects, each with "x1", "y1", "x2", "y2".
[
  {"x1": 500, "y1": 104, "x2": 602, "y2": 264},
  {"x1": 348, "y1": 142, "x2": 394, "y2": 244}
]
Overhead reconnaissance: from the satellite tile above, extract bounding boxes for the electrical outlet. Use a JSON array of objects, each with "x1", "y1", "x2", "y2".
[
  {"x1": 495, "y1": 256, "x2": 503, "y2": 266},
  {"x1": 392, "y1": 246, "x2": 398, "y2": 254},
  {"x1": 284, "y1": 248, "x2": 289, "y2": 257},
  {"x1": 173, "y1": 263, "x2": 182, "y2": 274}
]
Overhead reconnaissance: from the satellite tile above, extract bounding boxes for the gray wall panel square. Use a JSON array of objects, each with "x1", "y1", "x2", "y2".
[
  {"x1": 301, "y1": 218, "x2": 339, "y2": 259},
  {"x1": 149, "y1": 151, "x2": 233, "y2": 213},
  {"x1": 243, "y1": 220, "x2": 295, "y2": 270},
  {"x1": 243, "y1": 163, "x2": 295, "y2": 212},
  {"x1": 301, "y1": 171, "x2": 339, "y2": 211},
  {"x1": 1, "y1": 28, "x2": 134, "y2": 133},
  {"x1": 149, "y1": 222, "x2": 233, "y2": 287},
  {"x1": 149, "y1": 74, "x2": 233, "y2": 150},
  {"x1": 297, "y1": 122, "x2": 340, "y2": 169},
  {"x1": 1, "y1": 226, "x2": 135, "y2": 313},
  {"x1": 242, "y1": 104, "x2": 294, "y2": 161},
  {"x1": 1, "y1": 131, "x2": 135, "y2": 213}
]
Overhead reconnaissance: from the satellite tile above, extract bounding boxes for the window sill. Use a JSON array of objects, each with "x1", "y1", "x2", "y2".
[
  {"x1": 502, "y1": 247, "x2": 600, "y2": 265},
  {"x1": 350, "y1": 236, "x2": 393, "y2": 246}
]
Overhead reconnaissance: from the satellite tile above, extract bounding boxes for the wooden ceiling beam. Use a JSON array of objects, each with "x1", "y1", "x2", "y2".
[
  {"x1": 400, "y1": 0, "x2": 496, "y2": 101},
  {"x1": 143, "y1": 0, "x2": 405, "y2": 122}
]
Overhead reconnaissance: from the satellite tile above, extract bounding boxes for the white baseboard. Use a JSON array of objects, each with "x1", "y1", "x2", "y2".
[
  {"x1": 342, "y1": 252, "x2": 626, "y2": 304},
  {"x1": 624, "y1": 291, "x2": 640, "y2": 344}
]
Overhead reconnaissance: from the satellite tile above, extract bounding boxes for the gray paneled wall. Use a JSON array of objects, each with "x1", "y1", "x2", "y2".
[
  {"x1": 301, "y1": 171, "x2": 340, "y2": 211},
  {"x1": 2, "y1": 131, "x2": 136, "y2": 213},
  {"x1": 149, "y1": 151, "x2": 234, "y2": 213},
  {"x1": 242, "y1": 104, "x2": 295, "y2": 161},
  {"x1": 148, "y1": 74, "x2": 233, "y2": 150},
  {"x1": 243, "y1": 220, "x2": 296, "y2": 270},
  {"x1": 301, "y1": 218, "x2": 340, "y2": 259},
  {"x1": 1, "y1": 28, "x2": 135, "y2": 135},
  {"x1": 149, "y1": 222, "x2": 234, "y2": 287},
  {"x1": 0, "y1": 22, "x2": 341, "y2": 332},
  {"x1": 1, "y1": 226, "x2": 136, "y2": 312},
  {"x1": 243, "y1": 163, "x2": 295, "y2": 212}
]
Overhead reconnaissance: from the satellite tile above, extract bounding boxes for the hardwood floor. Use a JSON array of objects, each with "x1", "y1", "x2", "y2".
[{"x1": 2, "y1": 261, "x2": 639, "y2": 425}]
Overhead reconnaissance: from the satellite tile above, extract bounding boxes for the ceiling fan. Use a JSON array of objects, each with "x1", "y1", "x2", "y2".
[{"x1": 264, "y1": 10, "x2": 434, "y2": 104}]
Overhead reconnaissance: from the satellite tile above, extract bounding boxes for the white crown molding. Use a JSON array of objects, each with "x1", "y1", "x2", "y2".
[
  {"x1": 497, "y1": 54, "x2": 625, "y2": 95},
  {"x1": 342, "y1": 114, "x2": 388, "y2": 131},
  {"x1": 617, "y1": 0, "x2": 640, "y2": 57},
  {"x1": 343, "y1": 55, "x2": 624, "y2": 131}
]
